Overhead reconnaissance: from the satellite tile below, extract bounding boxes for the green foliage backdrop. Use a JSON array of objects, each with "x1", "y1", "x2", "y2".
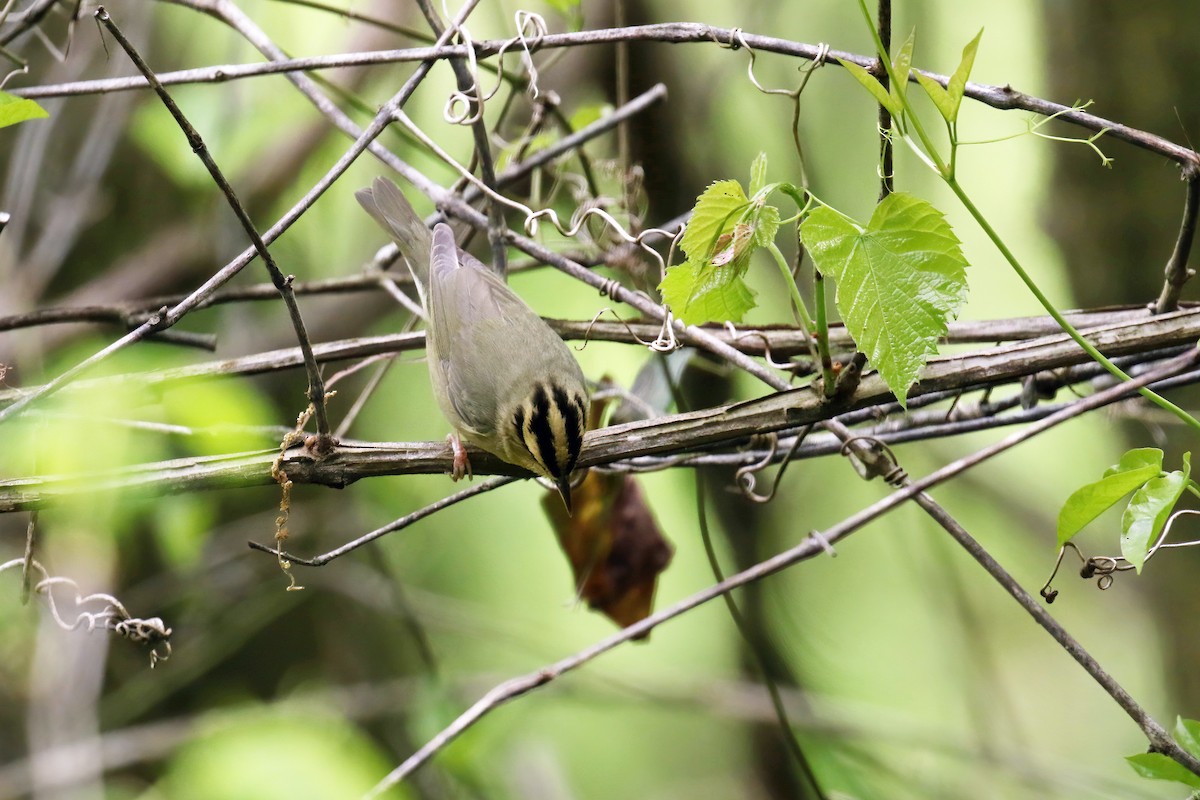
[{"x1": 0, "y1": 0, "x2": 1197, "y2": 798}]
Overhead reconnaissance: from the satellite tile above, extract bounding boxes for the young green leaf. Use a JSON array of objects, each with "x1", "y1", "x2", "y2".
[
  {"x1": 659, "y1": 172, "x2": 788, "y2": 325},
  {"x1": 1121, "y1": 452, "x2": 1190, "y2": 572},
  {"x1": 660, "y1": 178, "x2": 779, "y2": 325},
  {"x1": 679, "y1": 180, "x2": 749, "y2": 262},
  {"x1": 839, "y1": 59, "x2": 900, "y2": 117},
  {"x1": 659, "y1": 258, "x2": 756, "y2": 324},
  {"x1": 1102, "y1": 448, "x2": 1164, "y2": 478},
  {"x1": 915, "y1": 72, "x2": 954, "y2": 122},
  {"x1": 0, "y1": 92, "x2": 49, "y2": 129},
  {"x1": 1176, "y1": 717, "x2": 1200, "y2": 758},
  {"x1": 751, "y1": 204, "x2": 781, "y2": 248},
  {"x1": 1126, "y1": 753, "x2": 1200, "y2": 790},
  {"x1": 947, "y1": 29, "x2": 984, "y2": 121},
  {"x1": 1056, "y1": 448, "x2": 1164, "y2": 546},
  {"x1": 749, "y1": 152, "x2": 769, "y2": 198},
  {"x1": 801, "y1": 192, "x2": 968, "y2": 406},
  {"x1": 889, "y1": 30, "x2": 916, "y2": 111}
]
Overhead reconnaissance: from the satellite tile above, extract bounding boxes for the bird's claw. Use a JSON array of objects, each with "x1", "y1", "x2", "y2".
[{"x1": 448, "y1": 433, "x2": 473, "y2": 481}]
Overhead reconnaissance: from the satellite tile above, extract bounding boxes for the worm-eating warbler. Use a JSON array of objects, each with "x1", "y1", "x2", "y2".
[{"x1": 356, "y1": 177, "x2": 588, "y2": 511}]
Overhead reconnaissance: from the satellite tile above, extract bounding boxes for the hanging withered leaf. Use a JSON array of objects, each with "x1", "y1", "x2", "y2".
[{"x1": 543, "y1": 470, "x2": 673, "y2": 638}]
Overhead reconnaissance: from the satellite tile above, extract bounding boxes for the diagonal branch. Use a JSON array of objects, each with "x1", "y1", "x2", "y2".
[
  {"x1": 95, "y1": 7, "x2": 333, "y2": 441},
  {"x1": 363, "y1": 347, "x2": 1200, "y2": 794}
]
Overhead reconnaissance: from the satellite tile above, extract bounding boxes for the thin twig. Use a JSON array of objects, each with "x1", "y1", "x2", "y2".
[
  {"x1": 0, "y1": 304, "x2": 218, "y2": 349},
  {"x1": 1155, "y1": 171, "x2": 1200, "y2": 314},
  {"x1": 460, "y1": 82, "x2": 668, "y2": 207},
  {"x1": 364, "y1": 347, "x2": 1200, "y2": 792},
  {"x1": 0, "y1": 0, "x2": 56, "y2": 46},
  {"x1": 20, "y1": 510, "x2": 36, "y2": 604},
  {"x1": 0, "y1": 0, "x2": 478, "y2": 427},
  {"x1": 413, "y1": 0, "x2": 507, "y2": 273},
  {"x1": 695, "y1": 477, "x2": 826, "y2": 798},
  {"x1": 0, "y1": 290, "x2": 1185, "y2": 349},
  {"x1": 12, "y1": 23, "x2": 1198, "y2": 167},
  {"x1": 247, "y1": 477, "x2": 518, "y2": 566},
  {"x1": 94, "y1": 7, "x2": 333, "y2": 443}
]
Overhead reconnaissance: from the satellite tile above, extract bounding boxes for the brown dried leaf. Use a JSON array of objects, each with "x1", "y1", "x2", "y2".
[
  {"x1": 543, "y1": 471, "x2": 673, "y2": 637},
  {"x1": 710, "y1": 222, "x2": 754, "y2": 266}
]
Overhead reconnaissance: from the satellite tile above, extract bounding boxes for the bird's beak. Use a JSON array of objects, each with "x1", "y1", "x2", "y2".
[{"x1": 555, "y1": 474, "x2": 574, "y2": 515}]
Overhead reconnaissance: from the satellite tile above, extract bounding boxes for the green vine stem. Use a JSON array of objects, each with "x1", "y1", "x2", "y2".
[
  {"x1": 854, "y1": 0, "x2": 1200, "y2": 435},
  {"x1": 766, "y1": 241, "x2": 812, "y2": 334},
  {"x1": 812, "y1": 268, "x2": 836, "y2": 397},
  {"x1": 767, "y1": 241, "x2": 826, "y2": 382},
  {"x1": 948, "y1": 182, "x2": 1200, "y2": 434}
]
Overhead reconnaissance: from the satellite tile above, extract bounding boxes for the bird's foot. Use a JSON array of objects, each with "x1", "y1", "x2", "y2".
[{"x1": 447, "y1": 433, "x2": 473, "y2": 481}]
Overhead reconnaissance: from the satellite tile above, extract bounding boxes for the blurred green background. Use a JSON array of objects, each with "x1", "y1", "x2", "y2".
[{"x1": 1, "y1": 0, "x2": 1198, "y2": 798}]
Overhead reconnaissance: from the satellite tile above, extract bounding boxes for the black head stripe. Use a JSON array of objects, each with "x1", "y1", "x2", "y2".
[
  {"x1": 512, "y1": 405, "x2": 526, "y2": 440},
  {"x1": 553, "y1": 385, "x2": 584, "y2": 473},
  {"x1": 527, "y1": 384, "x2": 561, "y2": 477}
]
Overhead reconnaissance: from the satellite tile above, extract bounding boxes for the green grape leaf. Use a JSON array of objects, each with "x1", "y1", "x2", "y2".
[
  {"x1": 679, "y1": 179, "x2": 749, "y2": 262},
  {"x1": 659, "y1": 257, "x2": 756, "y2": 325},
  {"x1": 915, "y1": 72, "x2": 953, "y2": 122},
  {"x1": 1056, "y1": 448, "x2": 1163, "y2": 546},
  {"x1": 839, "y1": 58, "x2": 900, "y2": 117},
  {"x1": 1121, "y1": 452, "x2": 1189, "y2": 572},
  {"x1": 947, "y1": 29, "x2": 984, "y2": 121},
  {"x1": 801, "y1": 192, "x2": 968, "y2": 406},
  {"x1": 889, "y1": 30, "x2": 916, "y2": 110},
  {"x1": 1102, "y1": 448, "x2": 1164, "y2": 478},
  {"x1": 1126, "y1": 753, "x2": 1200, "y2": 790},
  {"x1": 1176, "y1": 717, "x2": 1200, "y2": 758},
  {"x1": 749, "y1": 152, "x2": 769, "y2": 198},
  {"x1": 661, "y1": 178, "x2": 777, "y2": 325},
  {"x1": 751, "y1": 204, "x2": 781, "y2": 248},
  {"x1": 0, "y1": 91, "x2": 48, "y2": 129}
]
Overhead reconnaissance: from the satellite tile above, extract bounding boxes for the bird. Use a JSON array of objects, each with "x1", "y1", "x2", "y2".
[{"x1": 355, "y1": 177, "x2": 589, "y2": 512}]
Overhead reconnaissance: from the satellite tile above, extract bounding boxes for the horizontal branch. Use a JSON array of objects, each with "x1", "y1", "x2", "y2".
[
  {"x1": 3, "y1": 306, "x2": 1192, "y2": 408},
  {"x1": 0, "y1": 276, "x2": 387, "y2": 333},
  {"x1": 11, "y1": 23, "x2": 1196, "y2": 167},
  {"x1": 3, "y1": 309, "x2": 1198, "y2": 511},
  {"x1": 1, "y1": 263, "x2": 1173, "y2": 345},
  {"x1": 569, "y1": 304, "x2": 1189, "y2": 351}
]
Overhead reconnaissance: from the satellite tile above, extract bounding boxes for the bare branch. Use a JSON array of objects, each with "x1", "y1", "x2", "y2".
[
  {"x1": 4, "y1": 321, "x2": 1198, "y2": 512},
  {"x1": 1155, "y1": 173, "x2": 1200, "y2": 313},
  {"x1": 12, "y1": 24, "x2": 1197, "y2": 166},
  {"x1": 364, "y1": 347, "x2": 1200, "y2": 792}
]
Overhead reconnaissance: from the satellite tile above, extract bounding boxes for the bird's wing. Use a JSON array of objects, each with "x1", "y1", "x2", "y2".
[{"x1": 427, "y1": 224, "x2": 551, "y2": 436}]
